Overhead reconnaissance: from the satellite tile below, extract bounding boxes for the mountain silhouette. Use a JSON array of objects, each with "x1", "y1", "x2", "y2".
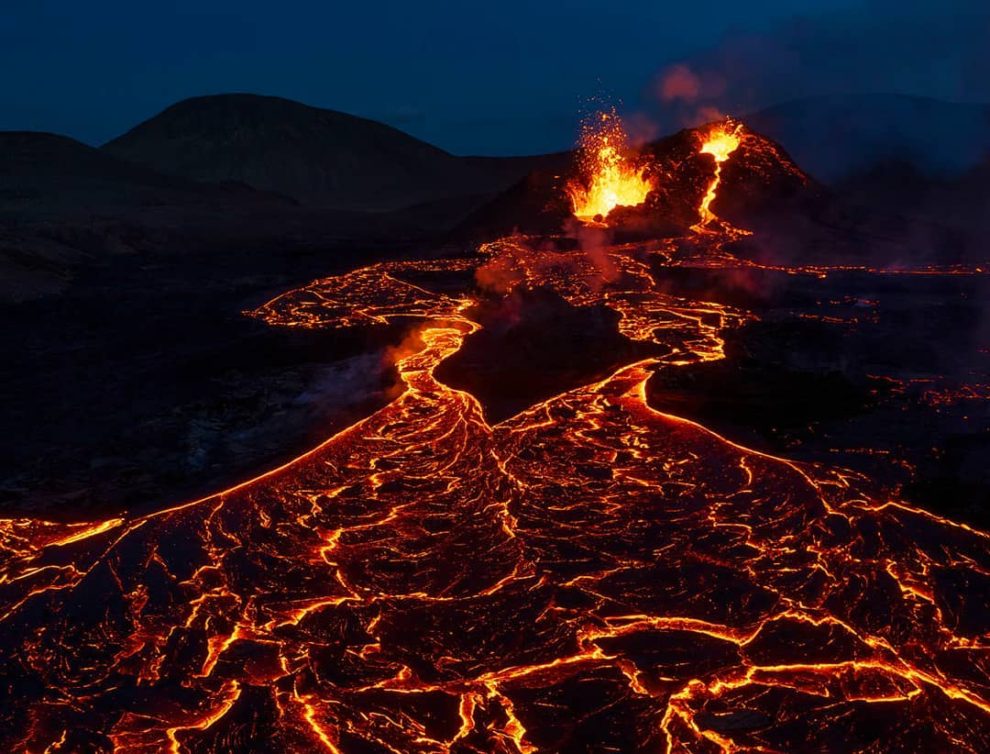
[
  {"x1": 745, "y1": 94, "x2": 990, "y2": 182},
  {"x1": 102, "y1": 94, "x2": 545, "y2": 211},
  {"x1": 0, "y1": 130, "x2": 289, "y2": 215}
]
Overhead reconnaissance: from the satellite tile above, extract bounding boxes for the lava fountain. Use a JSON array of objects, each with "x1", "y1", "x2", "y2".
[
  {"x1": 566, "y1": 109, "x2": 653, "y2": 225},
  {"x1": 692, "y1": 119, "x2": 744, "y2": 232}
]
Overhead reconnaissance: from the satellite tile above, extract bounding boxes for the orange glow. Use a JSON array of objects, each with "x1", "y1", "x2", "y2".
[
  {"x1": 566, "y1": 110, "x2": 653, "y2": 224},
  {"x1": 693, "y1": 119, "x2": 744, "y2": 231}
]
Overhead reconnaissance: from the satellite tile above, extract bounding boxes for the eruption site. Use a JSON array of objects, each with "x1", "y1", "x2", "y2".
[
  {"x1": 565, "y1": 110, "x2": 654, "y2": 225},
  {"x1": 1, "y1": 114, "x2": 989, "y2": 753}
]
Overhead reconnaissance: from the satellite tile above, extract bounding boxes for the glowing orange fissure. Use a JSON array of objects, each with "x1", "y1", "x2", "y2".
[
  {"x1": 566, "y1": 110, "x2": 653, "y2": 224},
  {"x1": 693, "y1": 120, "x2": 744, "y2": 231}
]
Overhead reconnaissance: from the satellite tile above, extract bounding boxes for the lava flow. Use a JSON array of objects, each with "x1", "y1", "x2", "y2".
[
  {"x1": 566, "y1": 109, "x2": 653, "y2": 225},
  {"x1": 2, "y1": 135, "x2": 990, "y2": 753},
  {"x1": 692, "y1": 120, "x2": 745, "y2": 234}
]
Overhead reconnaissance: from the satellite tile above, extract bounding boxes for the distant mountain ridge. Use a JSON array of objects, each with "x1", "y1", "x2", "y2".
[
  {"x1": 744, "y1": 94, "x2": 990, "y2": 183},
  {"x1": 58, "y1": 91, "x2": 990, "y2": 207},
  {"x1": 6, "y1": 91, "x2": 990, "y2": 302},
  {"x1": 0, "y1": 130, "x2": 290, "y2": 216},
  {"x1": 102, "y1": 94, "x2": 550, "y2": 211}
]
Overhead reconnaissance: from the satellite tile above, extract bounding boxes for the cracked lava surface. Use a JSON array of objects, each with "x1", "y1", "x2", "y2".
[{"x1": 2, "y1": 233, "x2": 990, "y2": 753}]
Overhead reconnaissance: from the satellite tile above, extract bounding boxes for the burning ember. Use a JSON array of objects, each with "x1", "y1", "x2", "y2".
[
  {"x1": 693, "y1": 119, "x2": 744, "y2": 231},
  {"x1": 566, "y1": 109, "x2": 653, "y2": 224}
]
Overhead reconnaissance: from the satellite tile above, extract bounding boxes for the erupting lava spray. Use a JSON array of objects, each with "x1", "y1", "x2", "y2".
[
  {"x1": 566, "y1": 109, "x2": 653, "y2": 225},
  {"x1": 692, "y1": 119, "x2": 744, "y2": 232}
]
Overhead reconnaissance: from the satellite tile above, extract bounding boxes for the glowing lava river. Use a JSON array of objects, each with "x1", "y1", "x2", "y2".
[{"x1": 2, "y1": 226, "x2": 990, "y2": 753}]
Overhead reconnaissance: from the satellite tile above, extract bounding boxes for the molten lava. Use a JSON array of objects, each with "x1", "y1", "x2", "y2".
[
  {"x1": 693, "y1": 119, "x2": 744, "y2": 232},
  {"x1": 566, "y1": 110, "x2": 653, "y2": 225},
  {"x1": 2, "y1": 120, "x2": 990, "y2": 752}
]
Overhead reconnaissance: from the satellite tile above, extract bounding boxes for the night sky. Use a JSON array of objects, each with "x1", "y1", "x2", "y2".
[{"x1": 2, "y1": 0, "x2": 988, "y2": 155}]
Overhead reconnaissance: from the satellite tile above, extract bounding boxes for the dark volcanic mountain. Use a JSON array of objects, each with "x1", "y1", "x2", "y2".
[
  {"x1": 103, "y1": 94, "x2": 547, "y2": 211},
  {"x1": 459, "y1": 123, "x2": 814, "y2": 241},
  {"x1": 460, "y1": 117, "x2": 990, "y2": 269}
]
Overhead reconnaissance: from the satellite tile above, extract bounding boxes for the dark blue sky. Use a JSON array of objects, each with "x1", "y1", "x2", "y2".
[{"x1": 2, "y1": 0, "x2": 987, "y2": 154}]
